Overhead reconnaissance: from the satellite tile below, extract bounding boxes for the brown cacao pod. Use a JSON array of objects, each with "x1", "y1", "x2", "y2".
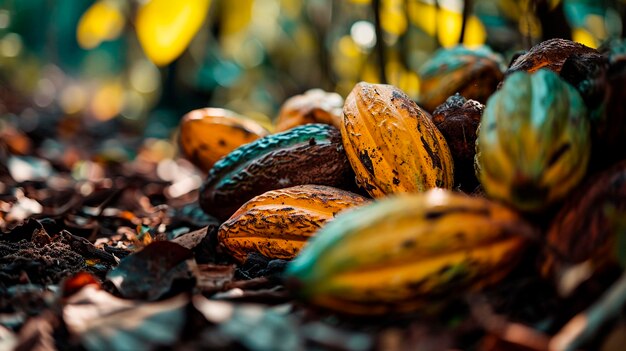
[
  {"x1": 432, "y1": 94, "x2": 484, "y2": 191},
  {"x1": 543, "y1": 160, "x2": 626, "y2": 279},
  {"x1": 199, "y1": 124, "x2": 354, "y2": 220},
  {"x1": 506, "y1": 38, "x2": 599, "y2": 76}
]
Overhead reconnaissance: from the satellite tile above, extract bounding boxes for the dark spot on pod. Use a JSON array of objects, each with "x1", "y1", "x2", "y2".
[
  {"x1": 359, "y1": 150, "x2": 375, "y2": 175},
  {"x1": 425, "y1": 210, "x2": 446, "y2": 220},
  {"x1": 393, "y1": 177, "x2": 400, "y2": 185},
  {"x1": 392, "y1": 90, "x2": 405, "y2": 101},
  {"x1": 547, "y1": 143, "x2": 571, "y2": 168},
  {"x1": 401, "y1": 239, "x2": 415, "y2": 248},
  {"x1": 420, "y1": 135, "x2": 442, "y2": 170},
  {"x1": 218, "y1": 139, "x2": 227, "y2": 147},
  {"x1": 363, "y1": 182, "x2": 377, "y2": 191},
  {"x1": 199, "y1": 143, "x2": 209, "y2": 150}
]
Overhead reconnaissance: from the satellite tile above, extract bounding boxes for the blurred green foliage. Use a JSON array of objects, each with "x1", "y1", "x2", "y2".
[{"x1": 0, "y1": 0, "x2": 623, "y2": 142}]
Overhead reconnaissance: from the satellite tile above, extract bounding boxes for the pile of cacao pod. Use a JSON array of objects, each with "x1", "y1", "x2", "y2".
[{"x1": 178, "y1": 38, "x2": 626, "y2": 320}]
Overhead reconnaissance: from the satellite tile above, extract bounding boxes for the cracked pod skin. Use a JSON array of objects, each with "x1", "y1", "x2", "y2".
[
  {"x1": 218, "y1": 185, "x2": 368, "y2": 263},
  {"x1": 341, "y1": 82, "x2": 454, "y2": 198},
  {"x1": 285, "y1": 189, "x2": 530, "y2": 315},
  {"x1": 475, "y1": 69, "x2": 591, "y2": 212},
  {"x1": 179, "y1": 108, "x2": 269, "y2": 172},
  {"x1": 506, "y1": 38, "x2": 599, "y2": 76},
  {"x1": 418, "y1": 45, "x2": 504, "y2": 112},
  {"x1": 199, "y1": 124, "x2": 354, "y2": 220}
]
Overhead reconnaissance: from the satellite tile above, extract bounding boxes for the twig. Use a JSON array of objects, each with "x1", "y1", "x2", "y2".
[
  {"x1": 468, "y1": 295, "x2": 551, "y2": 351},
  {"x1": 550, "y1": 269, "x2": 626, "y2": 351},
  {"x1": 371, "y1": 0, "x2": 387, "y2": 83}
]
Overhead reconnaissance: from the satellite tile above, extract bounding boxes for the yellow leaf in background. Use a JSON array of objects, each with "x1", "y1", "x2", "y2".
[
  {"x1": 438, "y1": 8, "x2": 462, "y2": 48},
  {"x1": 77, "y1": 0, "x2": 125, "y2": 49},
  {"x1": 408, "y1": 1, "x2": 437, "y2": 36},
  {"x1": 220, "y1": 0, "x2": 254, "y2": 36},
  {"x1": 572, "y1": 28, "x2": 597, "y2": 48},
  {"x1": 381, "y1": 0, "x2": 408, "y2": 36},
  {"x1": 136, "y1": 0, "x2": 211, "y2": 66},
  {"x1": 463, "y1": 16, "x2": 487, "y2": 47}
]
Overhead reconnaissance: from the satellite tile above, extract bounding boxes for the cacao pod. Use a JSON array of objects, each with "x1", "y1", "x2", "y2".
[
  {"x1": 218, "y1": 185, "x2": 368, "y2": 262},
  {"x1": 341, "y1": 82, "x2": 454, "y2": 197},
  {"x1": 506, "y1": 38, "x2": 608, "y2": 135},
  {"x1": 275, "y1": 89, "x2": 343, "y2": 132},
  {"x1": 432, "y1": 94, "x2": 484, "y2": 191},
  {"x1": 418, "y1": 45, "x2": 504, "y2": 112},
  {"x1": 475, "y1": 69, "x2": 591, "y2": 212},
  {"x1": 543, "y1": 160, "x2": 626, "y2": 279},
  {"x1": 506, "y1": 38, "x2": 599, "y2": 76},
  {"x1": 179, "y1": 108, "x2": 269, "y2": 172},
  {"x1": 199, "y1": 124, "x2": 354, "y2": 220},
  {"x1": 590, "y1": 39, "x2": 626, "y2": 170},
  {"x1": 285, "y1": 189, "x2": 531, "y2": 315}
]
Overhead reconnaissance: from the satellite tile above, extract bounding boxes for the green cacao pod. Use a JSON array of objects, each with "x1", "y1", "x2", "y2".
[
  {"x1": 475, "y1": 69, "x2": 591, "y2": 212},
  {"x1": 285, "y1": 189, "x2": 530, "y2": 315},
  {"x1": 418, "y1": 45, "x2": 504, "y2": 112},
  {"x1": 199, "y1": 124, "x2": 354, "y2": 220}
]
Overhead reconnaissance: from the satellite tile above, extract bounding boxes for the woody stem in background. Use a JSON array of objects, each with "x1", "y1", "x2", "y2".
[
  {"x1": 372, "y1": 0, "x2": 387, "y2": 84},
  {"x1": 459, "y1": 0, "x2": 472, "y2": 44}
]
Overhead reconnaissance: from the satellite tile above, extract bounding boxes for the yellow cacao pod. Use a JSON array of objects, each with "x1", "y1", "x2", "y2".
[
  {"x1": 341, "y1": 82, "x2": 454, "y2": 197},
  {"x1": 179, "y1": 108, "x2": 269, "y2": 172},
  {"x1": 285, "y1": 189, "x2": 531, "y2": 315},
  {"x1": 218, "y1": 185, "x2": 368, "y2": 262}
]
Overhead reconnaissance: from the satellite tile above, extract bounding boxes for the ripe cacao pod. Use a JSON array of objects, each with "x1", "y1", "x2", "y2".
[
  {"x1": 418, "y1": 45, "x2": 504, "y2": 112},
  {"x1": 341, "y1": 82, "x2": 454, "y2": 197},
  {"x1": 218, "y1": 185, "x2": 368, "y2": 262},
  {"x1": 285, "y1": 189, "x2": 531, "y2": 315},
  {"x1": 432, "y1": 94, "x2": 484, "y2": 191},
  {"x1": 275, "y1": 89, "x2": 344, "y2": 132},
  {"x1": 475, "y1": 69, "x2": 591, "y2": 212},
  {"x1": 199, "y1": 124, "x2": 354, "y2": 220},
  {"x1": 543, "y1": 160, "x2": 626, "y2": 279},
  {"x1": 179, "y1": 108, "x2": 269, "y2": 172}
]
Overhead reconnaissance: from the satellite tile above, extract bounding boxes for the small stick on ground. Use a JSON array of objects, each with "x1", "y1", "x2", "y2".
[{"x1": 550, "y1": 269, "x2": 626, "y2": 351}]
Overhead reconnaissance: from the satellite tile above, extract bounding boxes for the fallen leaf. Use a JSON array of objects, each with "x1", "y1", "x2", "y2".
[
  {"x1": 64, "y1": 285, "x2": 188, "y2": 351},
  {"x1": 106, "y1": 241, "x2": 194, "y2": 300}
]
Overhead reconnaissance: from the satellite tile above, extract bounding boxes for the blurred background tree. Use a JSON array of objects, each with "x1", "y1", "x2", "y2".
[{"x1": 0, "y1": 0, "x2": 623, "y2": 152}]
